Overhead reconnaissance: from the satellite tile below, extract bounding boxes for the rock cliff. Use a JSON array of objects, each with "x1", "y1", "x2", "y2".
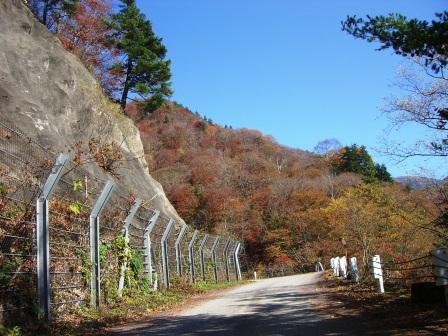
[{"x1": 0, "y1": 0, "x2": 182, "y2": 221}]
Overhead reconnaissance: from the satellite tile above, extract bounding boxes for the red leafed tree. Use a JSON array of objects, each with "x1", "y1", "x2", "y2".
[
  {"x1": 57, "y1": 0, "x2": 121, "y2": 94},
  {"x1": 168, "y1": 184, "x2": 199, "y2": 220}
]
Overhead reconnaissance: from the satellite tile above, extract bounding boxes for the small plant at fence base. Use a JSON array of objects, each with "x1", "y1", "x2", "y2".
[
  {"x1": 0, "y1": 325, "x2": 21, "y2": 336},
  {"x1": 100, "y1": 234, "x2": 153, "y2": 303},
  {"x1": 75, "y1": 248, "x2": 92, "y2": 285},
  {"x1": 99, "y1": 242, "x2": 109, "y2": 265}
]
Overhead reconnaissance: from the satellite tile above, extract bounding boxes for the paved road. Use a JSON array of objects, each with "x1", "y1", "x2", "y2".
[{"x1": 111, "y1": 273, "x2": 364, "y2": 336}]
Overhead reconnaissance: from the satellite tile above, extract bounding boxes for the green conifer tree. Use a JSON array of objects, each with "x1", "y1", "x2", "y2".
[{"x1": 108, "y1": 0, "x2": 172, "y2": 114}]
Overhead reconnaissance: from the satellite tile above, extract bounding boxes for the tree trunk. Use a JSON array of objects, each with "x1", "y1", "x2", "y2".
[
  {"x1": 42, "y1": 0, "x2": 49, "y2": 26},
  {"x1": 120, "y1": 59, "x2": 133, "y2": 113}
]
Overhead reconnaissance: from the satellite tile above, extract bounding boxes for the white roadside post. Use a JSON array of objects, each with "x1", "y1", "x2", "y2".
[
  {"x1": 372, "y1": 255, "x2": 384, "y2": 293},
  {"x1": 350, "y1": 257, "x2": 360, "y2": 283},
  {"x1": 339, "y1": 256, "x2": 347, "y2": 278},
  {"x1": 335, "y1": 256, "x2": 340, "y2": 277},
  {"x1": 330, "y1": 258, "x2": 336, "y2": 275},
  {"x1": 152, "y1": 271, "x2": 158, "y2": 291},
  {"x1": 431, "y1": 248, "x2": 448, "y2": 304}
]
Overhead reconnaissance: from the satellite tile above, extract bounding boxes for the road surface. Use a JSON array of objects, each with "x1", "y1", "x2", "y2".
[{"x1": 111, "y1": 273, "x2": 366, "y2": 336}]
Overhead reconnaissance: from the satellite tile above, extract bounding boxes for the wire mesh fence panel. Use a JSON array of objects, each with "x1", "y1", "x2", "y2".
[
  {"x1": 48, "y1": 200, "x2": 90, "y2": 315},
  {"x1": 98, "y1": 186, "x2": 130, "y2": 304},
  {"x1": 166, "y1": 221, "x2": 180, "y2": 285},
  {"x1": 0, "y1": 121, "x2": 55, "y2": 321},
  {"x1": 47, "y1": 160, "x2": 109, "y2": 316},
  {"x1": 150, "y1": 215, "x2": 169, "y2": 289},
  {"x1": 124, "y1": 205, "x2": 152, "y2": 292},
  {"x1": 179, "y1": 228, "x2": 193, "y2": 280},
  {"x1": 189, "y1": 231, "x2": 203, "y2": 283},
  {"x1": 202, "y1": 235, "x2": 216, "y2": 283},
  {"x1": 215, "y1": 239, "x2": 227, "y2": 282},
  {"x1": 228, "y1": 244, "x2": 237, "y2": 281},
  {"x1": 0, "y1": 119, "x2": 242, "y2": 323}
]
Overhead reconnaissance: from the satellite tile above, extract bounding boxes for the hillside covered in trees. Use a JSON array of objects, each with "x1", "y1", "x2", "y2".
[
  {"x1": 1, "y1": 1, "x2": 448, "y2": 334},
  {"x1": 127, "y1": 102, "x2": 439, "y2": 274},
  {"x1": 23, "y1": 0, "x2": 446, "y2": 275}
]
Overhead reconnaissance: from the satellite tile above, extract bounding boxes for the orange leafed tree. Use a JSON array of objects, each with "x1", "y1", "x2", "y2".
[{"x1": 57, "y1": 0, "x2": 121, "y2": 94}]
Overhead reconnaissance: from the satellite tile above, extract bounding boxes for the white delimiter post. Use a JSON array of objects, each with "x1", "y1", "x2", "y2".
[
  {"x1": 372, "y1": 255, "x2": 384, "y2": 293},
  {"x1": 432, "y1": 248, "x2": 448, "y2": 304}
]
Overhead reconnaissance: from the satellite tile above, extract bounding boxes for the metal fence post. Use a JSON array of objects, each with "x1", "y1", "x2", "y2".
[
  {"x1": 223, "y1": 239, "x2": 231, "y2": 281},
  {"x1": 175, "y1": 224, "x2": 188, "y2": 276},
  {"x1": 211, "y1": 236, "x2": 220, "y2": 283},
  {"x1": 234, "y1": 241, "x2": 242, "y2": 281},
  {"x1": 144, "y1": 210, "x2": 160, "y2": 286},
  {"x1": 89, "y1": 181, "x2": 115, "y2": 309},
  {"x1": 188, "y1": 230, "x2": 198, "y2": 282},
  {"x1": 118, "y1": 199, "x2": 142, "y2": 297},
  {"x1": 36, "y1": 154, "x2": 69, "y2": 321},
  {"x1": 161, "y1": 219, "x2": 175, "y2": 289},
  {"x1": 199, "y1": 234, "x2": 209, "y2": 282}
]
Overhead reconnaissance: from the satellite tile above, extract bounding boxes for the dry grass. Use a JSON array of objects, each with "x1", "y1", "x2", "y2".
[
  {"x1": 42, "y1": 280, "x2": 245, "y2": 336},
  {"x1": 318, "y1": 272, "x2": 448, "y2": 335}
]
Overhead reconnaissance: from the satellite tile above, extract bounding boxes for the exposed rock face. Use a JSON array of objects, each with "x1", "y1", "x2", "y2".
[{"x1": 0, "y1": 0, "x2": 182, "y2": 221}]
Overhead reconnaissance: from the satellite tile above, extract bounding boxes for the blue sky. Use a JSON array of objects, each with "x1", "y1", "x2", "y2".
[{"x1": 135, "y1": 0, "x2": 447, "y2": 178}]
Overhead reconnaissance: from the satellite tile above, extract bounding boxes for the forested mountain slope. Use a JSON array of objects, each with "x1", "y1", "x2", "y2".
[
  {"x1": 128, "y1": 102, "x2": 437, "y2": 272},
  {"x1": 0, "y1": 0, "x2": 439, "y2": 276}
]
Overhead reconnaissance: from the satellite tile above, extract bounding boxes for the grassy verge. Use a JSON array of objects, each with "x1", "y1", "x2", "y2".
[{"x1": 38, "y1": 279, "x2": 245, "y2": 336}]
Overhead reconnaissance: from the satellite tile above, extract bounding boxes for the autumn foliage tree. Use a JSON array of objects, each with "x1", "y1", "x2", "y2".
[
  {"x1": 37, "y1": 0, "x2": 171, "y2": 110},
  {"x1": 57, "y1": 0, "x2": 121, "y2": 94},
  {"x1": 29, "y1": 0, "x2": 79, "y2": 29},
  {"x1": 127, "y1": 102, "x2": 436, "y2": 275},
  {"x1": 34, "y1": 0, "x2": 439, "y2": 273},
  {"x1": 323, "y1": 184, "x2": 436, "y2": 274}
]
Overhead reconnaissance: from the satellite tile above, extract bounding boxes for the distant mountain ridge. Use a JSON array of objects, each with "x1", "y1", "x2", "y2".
[{"x1": 394, "y1": 176, "x2": 442, "y2": 190}]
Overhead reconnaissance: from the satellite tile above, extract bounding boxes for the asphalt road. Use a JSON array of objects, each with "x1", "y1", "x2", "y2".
[{"x1": 111, "y1": 273, "x2": 366, "y2": 336}]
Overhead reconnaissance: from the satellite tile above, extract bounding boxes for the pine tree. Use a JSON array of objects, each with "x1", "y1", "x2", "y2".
[
  {"x1": 29, "y1": 0, "x2": 79, "y2": 29},
  {"x1": 374, "y1": 164, "x2": 393, "y2": 182},
  {"x1": 342, "y1": 12, "x2": 448, "y2": 73},
  {"x1": 332, "y1": 144, "x2": 377, "y2": 182},
  {"x1": 108, "y1": 0, "x2": 172, "y2": 114}
]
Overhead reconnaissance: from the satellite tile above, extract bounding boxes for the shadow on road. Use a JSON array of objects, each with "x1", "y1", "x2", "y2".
[
  {"x1": 113, "y1": 286, "x2": 372, "y2": 336},
  {"x1": 111, "y1": 275, "x2": 447, "y2": 336}
]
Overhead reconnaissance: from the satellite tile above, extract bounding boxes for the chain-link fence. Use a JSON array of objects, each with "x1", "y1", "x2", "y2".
[{"x1": 0, "y1": 120, "x2": 242, "y2": 323}]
